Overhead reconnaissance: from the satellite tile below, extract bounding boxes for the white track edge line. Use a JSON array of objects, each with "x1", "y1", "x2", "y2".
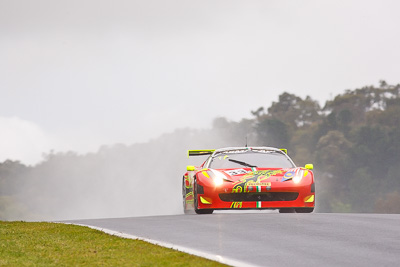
[{"x1": 61, "y1": 222, "x2": 258, "y2": 267}]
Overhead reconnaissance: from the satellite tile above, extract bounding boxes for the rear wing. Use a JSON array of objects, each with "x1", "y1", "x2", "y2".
[{"x1": 187, "y1": 150, "x2": 215, "y2": 158}]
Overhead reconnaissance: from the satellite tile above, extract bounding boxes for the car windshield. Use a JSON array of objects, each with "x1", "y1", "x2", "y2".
[{"x1": 208, "y1": 151, "x2": 295, "y2": 169}]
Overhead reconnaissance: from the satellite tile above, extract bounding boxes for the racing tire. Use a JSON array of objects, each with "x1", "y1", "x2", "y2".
[
  {"x1": 295, "y1": 207, "x2": 314, "y2": 213},
  {"x1": 194, "y1": 178, "x2": 213, "y2": 215},
  {"x1": 279, "y1": 208, "x2": 295, "y2": 213}
]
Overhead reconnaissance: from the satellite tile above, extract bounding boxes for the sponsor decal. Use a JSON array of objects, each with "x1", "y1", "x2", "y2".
[
  {"x1": 281, "y1": 170, "x2": 295, "y2": 182},
  {"x1": 281, "y1": 168, "x2": 303, "y2": 182},
  {"x1": 232, "y1": 169, "x2": 284, "y2": 193},
  {"x1": 224, "y1": 169, "x2": 249, "y2": 176},
  {"x1": 247, "y1": 182, "x2": 271, "y2": 187}
]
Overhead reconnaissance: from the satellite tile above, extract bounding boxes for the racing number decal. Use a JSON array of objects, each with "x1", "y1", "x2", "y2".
[{"x1": 232, "y1": 186, "x2": 243, "y2": 193}]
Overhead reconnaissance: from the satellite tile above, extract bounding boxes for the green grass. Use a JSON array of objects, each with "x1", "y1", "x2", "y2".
[{"x1": 0, "y1": 221, "x2": 226, "y2": 266}]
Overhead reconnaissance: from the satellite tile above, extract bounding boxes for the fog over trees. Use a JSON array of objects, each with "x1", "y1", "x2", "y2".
[{"x1": 1, "y1": 81, "x2": 400, "y2": 221}]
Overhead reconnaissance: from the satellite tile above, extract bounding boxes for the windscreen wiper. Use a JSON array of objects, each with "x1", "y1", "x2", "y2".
[{"x1": 228, "y1": 159, "x2": 257, "y2": 168}]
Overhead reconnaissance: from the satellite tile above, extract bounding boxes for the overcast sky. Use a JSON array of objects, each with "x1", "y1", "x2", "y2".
[{"x1": 1, "y1": 0, "x2": 399, "y2": 164}]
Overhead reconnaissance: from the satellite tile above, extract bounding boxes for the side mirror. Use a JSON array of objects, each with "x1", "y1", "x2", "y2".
[
  {"x1": 187, "y1": 165, "x2": 196, "y2": 171},
  {"x1": 305, "y1": 164, "x2": 314, "y2": 170}
]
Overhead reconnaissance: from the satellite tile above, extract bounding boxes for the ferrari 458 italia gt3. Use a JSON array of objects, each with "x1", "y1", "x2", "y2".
[{"x1": 182, "y1": 147, "x2": 315, "y2": 214}]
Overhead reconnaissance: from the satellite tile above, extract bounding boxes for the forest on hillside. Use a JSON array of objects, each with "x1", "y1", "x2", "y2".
[{"x1": 1, "y1": 81, "x2": 400, "y2": 221}]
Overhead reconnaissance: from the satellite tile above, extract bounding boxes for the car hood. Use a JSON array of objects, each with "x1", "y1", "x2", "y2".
[{"x1": 209, "y1": 167, "x2": 304, "y2": 183}]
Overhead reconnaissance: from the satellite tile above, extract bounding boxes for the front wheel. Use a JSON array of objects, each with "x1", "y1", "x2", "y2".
[{"x1": 194, "y1": 178, "x2": 213, "y2": 215}]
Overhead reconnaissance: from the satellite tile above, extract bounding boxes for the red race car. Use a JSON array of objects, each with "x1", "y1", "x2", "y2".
[{"x1": 182, "y1": 147, "x2": 315, "y2": 214}]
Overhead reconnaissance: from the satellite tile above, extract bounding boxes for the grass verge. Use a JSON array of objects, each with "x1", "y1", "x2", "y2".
[{"x1": 0, "y1": 221, "x2": 226, "y2": 266}]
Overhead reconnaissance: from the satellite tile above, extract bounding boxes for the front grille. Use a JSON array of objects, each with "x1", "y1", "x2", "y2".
[{"x1": 219, "y1": 192, "x2": 298, "y2": 202}]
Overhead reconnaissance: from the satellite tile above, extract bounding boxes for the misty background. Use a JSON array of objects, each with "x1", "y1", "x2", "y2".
[
  {"x1": 2, "y1": 83, "x2": 400, "y2": 220},
  {"x1": 1, "y1": 1, "x2": 400, "y2": 220}
]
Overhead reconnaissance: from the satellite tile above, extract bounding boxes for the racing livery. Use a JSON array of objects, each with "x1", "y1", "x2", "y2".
[{"x1": 182, "y1": 147, "x2": 315, "y2": 214}]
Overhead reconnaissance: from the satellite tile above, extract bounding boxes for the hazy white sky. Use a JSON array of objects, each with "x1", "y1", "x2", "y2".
[{"x1": 1, "y1": 0, "x2": 400, "y2": 164}]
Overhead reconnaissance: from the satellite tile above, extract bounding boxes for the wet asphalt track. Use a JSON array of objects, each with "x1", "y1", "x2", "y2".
[{"x1": 64, "y1": 213, "x2": 400, "y2": 267}]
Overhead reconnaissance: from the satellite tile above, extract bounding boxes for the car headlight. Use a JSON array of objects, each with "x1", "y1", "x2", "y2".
[
  {"x1": 292, "y1": 170, "x2": 304, "y2": 184},
  {"x1": 208, "y1": 169, "x2": 226, "y2": 186},
  {"x1": 213, "y1": 176, "x2": 224, "y2": 186}
]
